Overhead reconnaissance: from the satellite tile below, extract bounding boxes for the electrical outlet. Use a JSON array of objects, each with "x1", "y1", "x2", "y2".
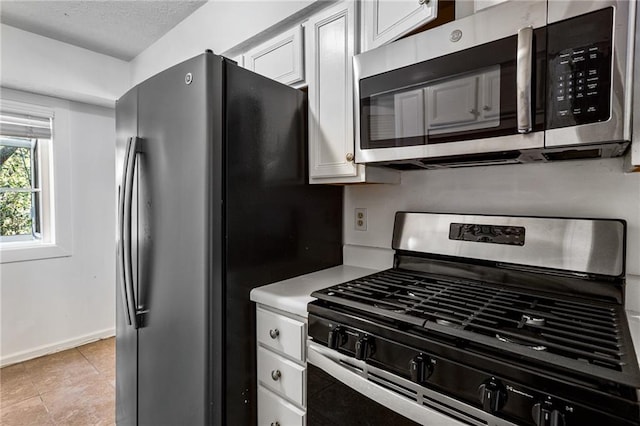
[{"x1": 355, "y1": 208, "x2": 367, "y2": 231}]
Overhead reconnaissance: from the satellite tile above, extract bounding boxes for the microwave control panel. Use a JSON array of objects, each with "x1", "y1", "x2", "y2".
[{"x1": 546, "y1": 8, "x2": 612, "y2": 129}]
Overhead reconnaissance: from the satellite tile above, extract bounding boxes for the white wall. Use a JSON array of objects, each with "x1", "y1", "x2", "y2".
[
  {"x1": 344, "y1": 158, "x2": 640, "y2": 307},
  {"x1": 0, "y1": 90, "x2": 116, "y2": 366},
  {"x1": 0, "y1": 25, "x2": 124, "y2": 364},
  {"x1": 0, "y1": 24, "x2": 130, "y2": 107},
  {"x1": 129, "y1": 0, "x2": 316, "y2": 87}
]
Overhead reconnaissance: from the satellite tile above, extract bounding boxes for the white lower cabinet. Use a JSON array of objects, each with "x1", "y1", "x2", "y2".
[
  {"x1": 256, "y1": 304, "x2": 308, "y2": 425},
  {"x1": 256, "y1": 306, "x2": 305, "y2": 360},
  {"x1": 257, "y1": 347, "x2": 305, "y2": 406},
  {"x1": 258, "y1": 386, "x2": 306, "y2": 426}
]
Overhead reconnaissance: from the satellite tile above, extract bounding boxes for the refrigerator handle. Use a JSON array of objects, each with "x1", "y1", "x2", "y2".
[
  {"x1": 118, "y1": 138, "x2": 133, "y2": 326},
  {"x1": 120, "y1": 136, "x2": 141, "y2": 329}
]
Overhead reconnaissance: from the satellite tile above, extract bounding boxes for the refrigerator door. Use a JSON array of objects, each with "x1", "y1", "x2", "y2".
[
  {"x1": 135, "y1": 53, "x2": 215, "y2": 425},
  {"x1": 115, "y1": 86, "x2": 138, "y2": 426}
]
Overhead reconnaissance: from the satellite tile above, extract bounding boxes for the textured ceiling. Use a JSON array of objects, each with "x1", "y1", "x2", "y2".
[{"x1": 0, "y1": 0, "x2": 207, "y2": 61}]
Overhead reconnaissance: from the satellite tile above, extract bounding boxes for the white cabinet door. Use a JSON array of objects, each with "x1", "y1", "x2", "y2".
[
  {"x1": 244, "y1": 26, "x2": 304, "y2": 86},
  {"x1": 256, "y1": 307, "x2": 305, "y2": 361},
  {"x1": 361, "y1": 0, "x2": 438, "y2": 52},
  {"x1": 257, "y1": 347, "x2": 305, "y2": 406},
  {"x1": 257, "y1": 386, "x2": 305, "y2": 426},
  {"x1": 306, "y1": 1, "x2": 358, "y2": 180}
]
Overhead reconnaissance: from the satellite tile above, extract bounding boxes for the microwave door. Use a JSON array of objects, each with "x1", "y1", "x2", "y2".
[
  {"x1": 354, "y1": 0, "x2": 547, "y2": 165},
  {"x1": 357, "y1": 37, "x2": 546, "y2": 163}
]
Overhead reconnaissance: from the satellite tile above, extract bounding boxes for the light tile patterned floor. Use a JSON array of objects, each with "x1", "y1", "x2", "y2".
[{"x1": 0, "y1": 337, "x2": 115, "y2": 425}]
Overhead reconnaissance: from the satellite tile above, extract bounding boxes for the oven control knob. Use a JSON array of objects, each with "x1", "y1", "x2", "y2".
[
  {"x1": 409, "y1": 354, "x2": 433, "y2": 385},
  {"x1": 355, "y1": 335, "x2": 375, "y2": 360},
  {"x1": 532, "y1": 403, "x2": 565, "y2": 426},
  {"x1": 327, "y1": 326, "x2": 347, "y2": 350},
  {"x1": 478, "y1": 379, "x2": 507, "y2": 413}
]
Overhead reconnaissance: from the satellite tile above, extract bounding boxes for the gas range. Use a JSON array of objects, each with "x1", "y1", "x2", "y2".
[{"x1": 307, "y1": 213, "x2": 640, "y2": 426}]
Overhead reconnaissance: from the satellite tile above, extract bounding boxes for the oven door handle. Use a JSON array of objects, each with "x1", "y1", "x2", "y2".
[
  {"x1": 516, "y1": 26, "x2": 533, "y2": 134},
  {"x1": 308, "y1": 341, "x2": 514, "y2": 425},
  {"x1": 307, "y1": 342, "x2": 481, "y2": 425}
]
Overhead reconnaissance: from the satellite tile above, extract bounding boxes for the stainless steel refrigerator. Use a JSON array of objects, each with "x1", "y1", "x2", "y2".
[{"x1": 115, "y1": 51, "x2": 342, "y2": 425}]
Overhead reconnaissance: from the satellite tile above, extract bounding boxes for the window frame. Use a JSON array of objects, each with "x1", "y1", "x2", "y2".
[{"x1": 0, "y1": 97, "x2": 72, "y2": 263}]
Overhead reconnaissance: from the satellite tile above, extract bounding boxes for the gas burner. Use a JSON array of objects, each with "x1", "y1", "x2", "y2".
[{"x1": 496, "y1": 333, "x2": 547, "y2": 351}]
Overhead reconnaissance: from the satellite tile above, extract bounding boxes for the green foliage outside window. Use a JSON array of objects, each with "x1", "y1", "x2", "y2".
[{"x1": 0, "y1": 140, "x2": 36, "y2": 237}]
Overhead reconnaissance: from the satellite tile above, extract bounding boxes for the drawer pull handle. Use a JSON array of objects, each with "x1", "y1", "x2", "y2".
[
  {"x1": 269, "y1": 329, "x2": 279, "y2": 339},
  {"x1": 271, "y1": 369, "x2": 282, "y2": 381},
  {"x1": 271, "y1": 422, "x2": 280, "y2": 426}
]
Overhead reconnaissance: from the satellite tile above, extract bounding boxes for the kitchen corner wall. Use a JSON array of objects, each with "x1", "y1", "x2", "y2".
[{"x1": 344, "y1": 157, "x2": 640, "y2": 278}]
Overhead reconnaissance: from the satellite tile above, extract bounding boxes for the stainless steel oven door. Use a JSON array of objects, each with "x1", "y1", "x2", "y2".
[
  {"x1": 353, "y1": 1, "x2": 547, "y2": 164},
  {"x1": 307, "y1": 341, "x2": 516, "y2": 426}
]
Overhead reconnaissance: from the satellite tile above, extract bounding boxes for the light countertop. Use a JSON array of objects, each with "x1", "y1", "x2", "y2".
[{"x1": 249, "y1": 265, "x2": 381, "y2": 318}]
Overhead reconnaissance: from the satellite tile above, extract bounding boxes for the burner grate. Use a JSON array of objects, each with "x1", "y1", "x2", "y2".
[{"x1": 313, "y1": 269, "x2": 627, "y2": 372}]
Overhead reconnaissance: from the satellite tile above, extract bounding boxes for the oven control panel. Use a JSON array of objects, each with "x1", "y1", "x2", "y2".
[
  {"x1": 308, "y1": 309, "x2": 638, "y2": 426},
  {"x1": 546, "y1": 8, "x2": 612, "y2": 129},
  {"x1": 449, "y1": 223, "x2": 525, "y2": 246}
]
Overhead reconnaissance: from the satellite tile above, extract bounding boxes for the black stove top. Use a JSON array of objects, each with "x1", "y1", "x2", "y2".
[{"x1": 311, "y1": 268, "x2": 639, "y2": 387}]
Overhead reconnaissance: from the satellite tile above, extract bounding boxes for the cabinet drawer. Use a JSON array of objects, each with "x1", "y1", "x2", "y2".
[
  {"x1": 256, "y1": 307, "x2": 305, "y2": 361},
  {"x1": 258, "y1": 386, "x2": 305, "y2": 426},
  {"x1": 257, "y1": 347, "x2": 305, "y2": 406}
]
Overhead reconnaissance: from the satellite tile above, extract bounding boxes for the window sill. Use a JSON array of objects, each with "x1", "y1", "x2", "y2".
[{"x1": 0, "y1": 242, "x2": 71, "y2": 263}]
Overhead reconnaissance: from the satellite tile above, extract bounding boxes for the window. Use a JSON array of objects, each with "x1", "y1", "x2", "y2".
[
  {"x1": 0, "y1": 98, "x2": 67, "y2": 262},
  {"x1": 0, "y1": 136, "x2": 44, "y2": 241}
]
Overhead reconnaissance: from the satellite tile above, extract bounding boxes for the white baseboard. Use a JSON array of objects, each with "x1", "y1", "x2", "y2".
[{"x1": 0, "y1": 327, "x2": 115, "y2": 368}]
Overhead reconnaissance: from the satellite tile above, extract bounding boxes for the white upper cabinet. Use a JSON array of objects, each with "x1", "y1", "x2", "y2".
[
  {"x1": 361, "y1": 0, "x2": 438, "y2": 52},
  {"x1": 306, "y1": 1, "x2": 358, "y2": 180},
  {"x1": 306, "y1": 1, "x2": 400, "y2": 184},
  {"x1": 243, "y1": 25, "x2": 304, "y2": 86}
]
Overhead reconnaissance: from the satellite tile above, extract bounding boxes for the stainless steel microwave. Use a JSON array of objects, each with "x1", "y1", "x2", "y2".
[{"x1": 353, "y1": 0, "x2": 635, "y2": 168}]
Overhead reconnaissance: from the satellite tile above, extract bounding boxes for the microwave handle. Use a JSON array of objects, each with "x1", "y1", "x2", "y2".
[{"x1": 516, "y1": 26, "x2": 533, "y2": 134}]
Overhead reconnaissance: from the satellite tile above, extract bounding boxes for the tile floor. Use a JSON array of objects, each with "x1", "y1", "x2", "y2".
[{"x1": 0, "y1": 337, "x2": 115, "y2": 425}]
